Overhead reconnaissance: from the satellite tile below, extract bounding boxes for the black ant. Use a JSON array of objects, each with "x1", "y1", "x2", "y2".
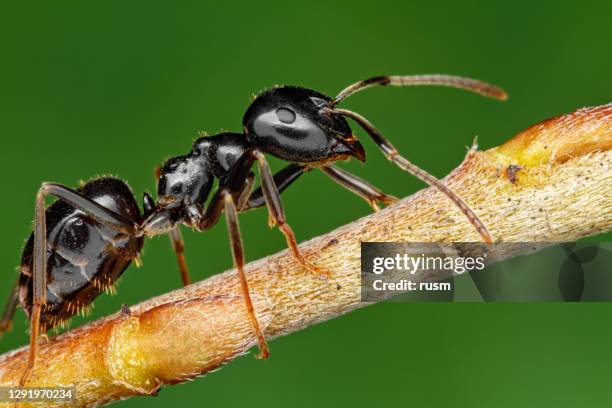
[{"x1": 0, "y1": 74, "x2": 506, "y2": 390}]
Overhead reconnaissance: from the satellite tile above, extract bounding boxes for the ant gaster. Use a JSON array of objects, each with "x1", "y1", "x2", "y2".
[{"x1": 0, "y1": 74, "x2": 506, "y2": 390}]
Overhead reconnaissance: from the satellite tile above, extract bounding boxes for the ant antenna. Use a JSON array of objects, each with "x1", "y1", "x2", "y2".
[{"x1": 331, "y1": 74, "x2": 508, "y2": 106}]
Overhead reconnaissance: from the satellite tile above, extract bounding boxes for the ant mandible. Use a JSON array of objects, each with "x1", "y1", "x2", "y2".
[{"x1": 0, "y1": 74, "x2": 506, "y2": 390}]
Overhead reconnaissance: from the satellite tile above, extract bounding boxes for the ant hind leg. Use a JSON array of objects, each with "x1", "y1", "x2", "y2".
[
  {"x1": 320, "y1": 165, "x2": 398, "y2": 212},
  {"x1": 242, "y1": 164, "x2": 309, "y2": 212},
  {"x1": 331, "y1": 108, "x2": 494, "y2": 243},
  {"x1": 254, "y1": 151, "x2": 330, "y2": 277}
]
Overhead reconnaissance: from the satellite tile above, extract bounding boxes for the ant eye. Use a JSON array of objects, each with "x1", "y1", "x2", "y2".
[
  {"x1": 165, "y1": 162, "x2": 179, "y2": 171},
  {"x1": 275, "y1": 107, "x2": 296, "y2": 124},
  {"x1": 170, "y1": 182, "x2": 184, "y2": 195}
]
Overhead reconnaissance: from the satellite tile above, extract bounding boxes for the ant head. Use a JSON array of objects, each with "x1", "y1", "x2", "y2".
[{"x1": 243, "y1": 86, "x2": 365, "y2": 164}]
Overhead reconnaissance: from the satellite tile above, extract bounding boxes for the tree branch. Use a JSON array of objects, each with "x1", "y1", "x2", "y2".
[{"x1": 0, "y1": 103, "x2": 610, "y2": 408}]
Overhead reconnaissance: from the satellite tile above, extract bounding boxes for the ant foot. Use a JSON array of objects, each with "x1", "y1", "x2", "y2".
[
  {"x1": 300, "y1": 259, "x2": 331, "y2": 278},
  {"x1": 380, "y1": 195, "x2": 399, "y2": 205}
]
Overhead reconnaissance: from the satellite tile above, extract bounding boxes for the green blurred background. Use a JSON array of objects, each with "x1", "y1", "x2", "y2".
[{"x1": 1, "y1": 1, "x2": 610, "y2": 407}]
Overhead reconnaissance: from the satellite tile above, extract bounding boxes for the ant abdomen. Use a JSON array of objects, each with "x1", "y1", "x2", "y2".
[{"x1": 243, "y1": 86, "x2": 365, "y2": 163}]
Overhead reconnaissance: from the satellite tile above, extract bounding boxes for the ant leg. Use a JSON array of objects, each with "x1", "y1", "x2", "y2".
[
  {"x1": 332, "y1": 74, "x2": 507, "y2": 105},
  {"x1": 18, "y1": 182, "x2": 145, "y2": 388},
  {"x1": 254, "y1": 151, "x2": 330, "y2": 277},
  {"x1": 236, "y1": 173, "x2": 256, "y2": 211},
  {"x1": 242, "y1": 164, "x2": 309, "y2": 211},
  {"x1": 198, "y1": 152, "x2": 269, "y2": 358},
  {"x1": 0, "y1": 280, "x2": 19, "y2": 339},
  {"x1": 331, "y1": 108, "x2": 493, "y2": 243},
  {"x1": 224, "y1": 191, "x2": 269, "y2": 359},
  {"x1": 320, "y1": 165, "x2": 398, "y2": 211},
  {"x1": 245, "y1": 164, "x2": 395, "y2": 212},
  {"x1": 168, "y1": 227, "x2": 190, "y2": 286},
  {"x1": 199, "y1": 150, "x2": 258, "y2": 231},
  {"x1": 154, "y1": 166, "x2": 192, "y2": 286}
]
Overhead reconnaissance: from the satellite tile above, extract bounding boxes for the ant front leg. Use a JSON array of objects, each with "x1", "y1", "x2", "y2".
[
  {"x1": 320, "y1": 166, "x2": 398, "y2": 212},
  {"x1": 254, "y1": 151, "x2": 330, "y2": 277},
  {"x1": 0, "y1": 280, "x2": 19, "y2": 339},
  {"x1": 331, "y1": 108, "x2": 493, "y2": 243},
  {"x1": 153, "y1": 167, "x2": 192, "y2": 286},
  {"x1": 19, "y1": 183, "x2": 138, "y2": 389},
  {"x1": 168, "y1": 228, "x2": 190, "y2": 286}
]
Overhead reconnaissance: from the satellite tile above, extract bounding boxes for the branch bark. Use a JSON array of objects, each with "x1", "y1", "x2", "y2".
[{"x1": 0, "y1": 103, "x2": 610, "y2": 408}]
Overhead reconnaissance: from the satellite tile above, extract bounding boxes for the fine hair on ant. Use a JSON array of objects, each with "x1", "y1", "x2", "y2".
[{"x1": 1, "y1": 74, "x2": 506, "y2": 391}]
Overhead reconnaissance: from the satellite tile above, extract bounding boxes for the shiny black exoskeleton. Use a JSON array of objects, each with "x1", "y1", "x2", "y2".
[
  {"x1": 2, "y1": 74, "x2": 506, "y2": 386},
  {"x1": 143, "y1": 75, "x2": 506, "y2": 361},
  {"x1": 147, "y1": 87, "x2": 365, "y2": 235},
  {"x1": 244, "y1": 86, "x2": 365, "y2": 163},
  {"x1": 18, "y1": 178, "x2": 144, "y2": 332}
]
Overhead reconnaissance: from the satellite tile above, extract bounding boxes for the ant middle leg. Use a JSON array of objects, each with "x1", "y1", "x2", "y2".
[
  {"x1": 320, "y1": 166, "x2": 398, "y2": 211},
  {"x1": 330, "y1": 108, "x2": 493, "y2": 243},
  {"x1": 198, "y1": 151, "x2": 270, "y2": 358},
  {"x1": 223, "y1": 191, "x2": 269, "y2": 359},
  {"x1": 254, "y1": 151, "x2": 330, "y2": 277},
  {"x1": 236, "y1": 173, "x2": 256, "y2": 211}
]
